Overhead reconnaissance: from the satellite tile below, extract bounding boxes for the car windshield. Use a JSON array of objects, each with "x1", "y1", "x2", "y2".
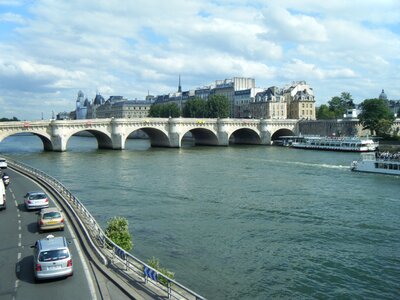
[
  {"x1": 29, "y1": 194, "x2": 46, "y2": 200},
  {"x1": 39, "y1": 249, "x2": 69, "y2": 262},
  {"x1": 43, "y1": 212, "x2": 61, "y2": 219}
]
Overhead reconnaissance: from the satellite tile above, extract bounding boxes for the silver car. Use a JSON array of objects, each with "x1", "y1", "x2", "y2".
[
  {"x1": 24, "y1": 191, "x2": 49, "y2": 210},
  {"x1": 32, "y1": 235, "x2": 73, "y2": 280}
]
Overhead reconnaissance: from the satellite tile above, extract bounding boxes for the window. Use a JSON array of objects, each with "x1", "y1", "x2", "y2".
[{"x1": 39, "y1": 249, "x2": 69, "y2": 262}]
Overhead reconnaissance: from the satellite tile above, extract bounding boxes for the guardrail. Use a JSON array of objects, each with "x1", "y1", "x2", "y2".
[{"x1": 7, "y1": 157, "x2": 205, "y2": 300}]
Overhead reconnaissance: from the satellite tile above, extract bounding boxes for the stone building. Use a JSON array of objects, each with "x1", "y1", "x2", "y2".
[
  {"x1": 96, "y1": 97, "x2": 152, "y2": 119},
  {"x1": 75, "y1": 90, "x2": 88, "y2": 119},
  {"x1": 234, "y1": 87, "x2": 264, "y2": 118},
  {"x1": 283, "y1": 81, "x2": 316, "y2": 120},
  {"x1": 87, "y1": 93, "x2": 105, "y2": 119},
  {"x1": 251, "y1": 86, "x2": 287, "y2": 119},
  {"x1": 212, "y1": 77, "x2": 255, "y2": 117}
]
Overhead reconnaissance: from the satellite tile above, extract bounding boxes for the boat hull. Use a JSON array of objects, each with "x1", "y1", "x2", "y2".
[
  {"x1": 292, "y1": 145, "x2": 374, "y2": 152},
  {"x1": 351, "y1": 159, "x2": 400, "y2": 176},
  {"x1": 290, "y1": 136, "x2": 378, "y2": 152}
]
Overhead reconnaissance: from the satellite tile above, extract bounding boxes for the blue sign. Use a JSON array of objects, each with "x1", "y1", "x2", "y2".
[
  {"x1": 114, "y1": 247, "x2": 126, "y2": 260},
  {"x1": 144, "y1": 266, "x2": 158, "y2": 281}
]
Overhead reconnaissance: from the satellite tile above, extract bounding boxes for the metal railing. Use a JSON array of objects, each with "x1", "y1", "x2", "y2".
[{"x1": 7, "y1": 157, "x2": 205, "y2": 300}]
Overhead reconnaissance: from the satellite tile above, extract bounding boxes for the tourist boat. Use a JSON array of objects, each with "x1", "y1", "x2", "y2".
[
  {"x1": 290, "y1": 136, "x2": 378, "y2": 152},
  {"x1": 351, "y1": 152, "x2": 400, "y2": 175}
]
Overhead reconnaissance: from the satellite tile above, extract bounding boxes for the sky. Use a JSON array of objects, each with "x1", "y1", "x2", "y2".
[{"x1": 0, "y1": 0, "x2": 400, "y2": 120}]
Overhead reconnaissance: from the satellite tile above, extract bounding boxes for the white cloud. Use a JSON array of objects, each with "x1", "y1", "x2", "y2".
[
  {"x1": 281, "y1": 59, "x2": 356, "y2": 81},
  {"x1": 261, "y1": 5, "x2": 328, "y2": 42},
  {"x1": 0, "y1": 0, "x2": 399, "y2": 119},
  {"x1": 0, "y1": 12, "x2": 26, "y2": 24}
]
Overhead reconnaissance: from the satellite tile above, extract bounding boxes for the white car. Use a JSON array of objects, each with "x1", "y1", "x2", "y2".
[
  {"x1": 24, "y1": 191, "x2": 49, "y2": 210},
  {"x1": 32, "y1": 235, "x2": 73, "y2": 280},
  {"x1": 0, "y1": 158, "x2": 7, "y2": 169}
]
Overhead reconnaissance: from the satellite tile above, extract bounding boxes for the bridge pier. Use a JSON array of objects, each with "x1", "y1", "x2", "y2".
[
  {"x1": 217, "y1": 119, "x2": 229, "y2": 146},
  {"x1": 168, "y1": 118, "x2": 181, "y2": 148},
  {"x1": 111, "y1": 133, "x2": 125, "y2": 150},
  {"x1": 111, "y1": 119, "x2": 126, "y2": 150},
  {"x1": 51, "y1": 135, "x2": 67, "y2": 152},
  {"x1": 260, "y1": 119, "x2": 272, "y2": 145}
]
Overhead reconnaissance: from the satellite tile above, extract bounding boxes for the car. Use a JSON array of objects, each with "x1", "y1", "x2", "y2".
[
  {"x1": 0, "y1": 158, "x2": 7, "y2": 169},
  {"x1": 0, "y1": 180, "x2": 6, "y2": 210},
  {"x1": 31, "y1": 234, "x2": 73, "y2": 280},
  {"x1": 38, "y1": 207, "x2": 65, "y2": 232},
  {"x1": 24, "y1": 191, "x2": 49, "y2": 210}
]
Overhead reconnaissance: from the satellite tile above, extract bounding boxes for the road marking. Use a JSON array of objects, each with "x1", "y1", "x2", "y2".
[
  {"x1": 69, "y1": 225, "x2": 98, "y2": 300},
  {"x1": 18, "y1": 226, "x2": 21, "y2": 231},
  {"x1": 15, "y1": 280, "x2": 19, "y2": 288},
  {"x1": 14, "y1": 200, "x2": 18, "y2": 207},
  {"x1": 17, "y1": 253, "x2": 21, "y2": 260}
]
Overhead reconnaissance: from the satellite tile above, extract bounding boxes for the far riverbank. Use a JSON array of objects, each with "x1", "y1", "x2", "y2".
[{"x1": 378, "y1": 140, "x2": 400, "y2": 151}]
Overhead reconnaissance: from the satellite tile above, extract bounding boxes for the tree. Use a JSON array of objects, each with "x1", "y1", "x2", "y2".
[
  {"x1": 149, "y1": 103, "x2": 180, "y2": 118},
  {"x1": 183, "y1": 97, "x2": 207, "y2": 118},
  {"x1": 207, "y1": 95, "x2": 230, "y2": 118},
  {"x1": 105, "y1": 216, "x2": 133, "y2": 251},
  {"x1": 340, "y1": 92, "x2": 355, "y2": 109},
  {"x1": 328, "y1": 96, "x2": 347, "y2": 118},
  {"x1": 358, "y1": 98, "x2": 395, "y2": 136},
  {"x1": 316, "y1": 104, "x2": 336, "y2": 119},
  {"x1": 328, "y1": 92, "x2": 355, "y2": 118},
  {"x1": 147, "y1": 256, "x2": 175, "y2": 286},
  {"x1": 0, "y1": 117, "x2": 19, "y2": 122}
]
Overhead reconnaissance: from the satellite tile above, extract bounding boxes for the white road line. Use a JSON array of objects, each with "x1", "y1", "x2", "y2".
[
  {"x1": 17, "y1": 253, "x2": 21, "y2": 260},
  {"x1": 69, "y1": 224, "x2": 98, "y2": 300},
  {"x1": 14, "y1": 200, "x2": 18, "y2": 207},
  {"x1": 18, "y1": 233, "x2": 21, "y2": 239},
  {"x1": 18, "y1": 226, "x2": 21, "y2": 231}
]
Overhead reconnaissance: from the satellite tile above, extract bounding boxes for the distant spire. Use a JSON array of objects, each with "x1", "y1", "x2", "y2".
[{"x1": 178, "y1": 74, "x2": 182, "y2": 93}]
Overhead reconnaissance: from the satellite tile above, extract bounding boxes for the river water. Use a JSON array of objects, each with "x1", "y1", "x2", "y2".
[{"x1": 1, "y1": 135, "x2": 399, "y2": 299}]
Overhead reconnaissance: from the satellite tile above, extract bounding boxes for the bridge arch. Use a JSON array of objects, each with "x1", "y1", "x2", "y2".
[
  {"x1": 126, "y1": 127, "x2": 170, "y2": 147},
  {"x1": 66, "y1": 129, "x2": 113, "y2": 150},
  {"x1": 271, "y1": 128, "x2": 296, "y2": 140},
  {"x1": 228, "y1": 128, "x2": 261, "y2": 145},
  {"x1": 0, "y1": 132, "x2": 54, "y2": 151},
  {"x1": 180, "y1": 128, "x2": 219, "y2": 146}
]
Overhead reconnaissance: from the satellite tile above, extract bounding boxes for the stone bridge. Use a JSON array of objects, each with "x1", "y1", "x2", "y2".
[{"x1": 0, "y1": 118, "x2": 299, "y2": 152}]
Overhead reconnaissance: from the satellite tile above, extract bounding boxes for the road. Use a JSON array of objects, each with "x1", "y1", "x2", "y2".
[{"x1": 0, "y1": 168, "x2": 98, "y2": 300}]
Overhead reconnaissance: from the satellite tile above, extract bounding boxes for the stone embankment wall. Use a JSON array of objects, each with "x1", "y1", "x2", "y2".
[
  {"x1": 299, "y1": 119, "x2": 400, "y2": 137},
  {"x1": 298, "y1": 119, "x2": 370, "y2": 137}
]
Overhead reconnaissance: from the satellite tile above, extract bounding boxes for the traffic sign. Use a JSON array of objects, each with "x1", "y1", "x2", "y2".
[{"x1": 144, "y1": 266, "x2": 158, "y2": 281}]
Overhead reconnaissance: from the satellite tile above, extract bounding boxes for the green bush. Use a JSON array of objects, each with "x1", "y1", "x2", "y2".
[
  {"x1": 147, "y1": 256, "x2": 175, "y2": 286},
  {"x1": 105, "y1": 216, "x2": 133, "y2": 251}
]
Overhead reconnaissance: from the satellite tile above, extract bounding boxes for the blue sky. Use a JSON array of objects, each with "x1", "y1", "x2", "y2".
[{"x1": 0, "y1": 0, "x2": 399, "y2": 120}]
